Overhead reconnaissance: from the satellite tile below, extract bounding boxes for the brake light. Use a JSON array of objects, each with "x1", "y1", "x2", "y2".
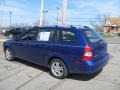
[{"x1": 83, "y1": 45, "x2": 93, "y2": 61}]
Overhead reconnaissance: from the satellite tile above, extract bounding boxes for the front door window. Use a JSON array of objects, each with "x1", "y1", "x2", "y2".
[{"x1": 20, "y1": 30, "x2": 38, "y2": 41}]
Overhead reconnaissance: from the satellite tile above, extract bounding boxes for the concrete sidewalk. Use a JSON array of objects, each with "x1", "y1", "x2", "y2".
[{"x1": 0, "y1": 43, "x2": 120, "y2": 90}]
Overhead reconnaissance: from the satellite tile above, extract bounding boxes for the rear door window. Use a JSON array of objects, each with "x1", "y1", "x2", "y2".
[
  {"x1": 84, "y1": 30, "x2": 103, "y2": 43},
  {"x1": 60, "y1": 30, "x2": 77, "y2": 43}
]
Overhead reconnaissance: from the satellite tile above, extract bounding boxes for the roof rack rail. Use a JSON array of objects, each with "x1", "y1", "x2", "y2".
[
  {"x1": 83, "y1": 26, "x2": 90, "y2": 28},
  {"x1": 38, "y1": 25, "x2": 59, "y2": 27},
  {"x1": 36, "y1": 25, "x2": 78, "y2": 29},
  {"x1": 70, "y1": 25, "x2": 76, "y2": 28},
  {"x1": 56, "y1": 25, "x2": 77, "y2": 29}
]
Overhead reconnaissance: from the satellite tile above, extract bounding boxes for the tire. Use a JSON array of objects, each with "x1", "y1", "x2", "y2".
[
  {"x1": 50, "y1": 59, "x2": 68, "y2": 79},
  {"x1": 5, "y1": 48, "x2": 14, "y2": 61}
]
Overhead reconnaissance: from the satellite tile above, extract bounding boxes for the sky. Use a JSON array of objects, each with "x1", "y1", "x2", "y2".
[{"x1": 0, "y1": 0, "x2": 120, "y2": 27}]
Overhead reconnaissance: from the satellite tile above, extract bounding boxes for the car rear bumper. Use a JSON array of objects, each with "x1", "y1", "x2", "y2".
[{"x1": 70, "y1": 54, "x2": 109, "y2": 74}]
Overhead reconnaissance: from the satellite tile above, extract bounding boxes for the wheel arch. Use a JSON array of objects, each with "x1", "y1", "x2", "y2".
[
  {"x1": 48, "y1": 56, "x2": 69, "y2": 73},
  {"x1": 4, "y1": 46, "x2": 8, "y2": 51},
  {"x1": 4, "y1": 45, "x2": 15, "y2": 57}
]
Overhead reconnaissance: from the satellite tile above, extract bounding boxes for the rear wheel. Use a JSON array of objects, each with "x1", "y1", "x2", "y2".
[
  {"x1": 50, "y1": 59, "x2": 68, "y2": 79},
  {"x1": 5, "y1": 48, "x2": 14, "y2": 61}
]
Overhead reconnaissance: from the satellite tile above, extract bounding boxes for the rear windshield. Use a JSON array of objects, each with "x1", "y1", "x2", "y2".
[{"x1": 84, "y1": 29, "x2": 103, "y2": 43}]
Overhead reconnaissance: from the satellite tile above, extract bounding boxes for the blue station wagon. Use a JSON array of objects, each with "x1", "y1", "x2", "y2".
[{"x1": 3, "y1": 26, "x2": 109, "y2": 79}]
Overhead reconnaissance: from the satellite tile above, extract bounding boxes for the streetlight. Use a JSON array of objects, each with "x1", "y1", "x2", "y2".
[
  {"x1": 56, "y1": 7, "x2": 60, "y2": 25},
  {"x1": 9, "y1": 11, "x2": 12, "y2": 29},
  {"x1": 40, "y1": 0, "x2": 44, "y2": 26},
  {"x1": 42, "y1": 11, "x2": 48, "y2": 26}
]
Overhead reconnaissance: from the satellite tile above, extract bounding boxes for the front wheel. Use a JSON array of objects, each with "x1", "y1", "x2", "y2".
[
  {"x1": 5, "y1": 48, "x2": 14, "y2": 61},
  {"x1": 50, "y1": 59, "x2": 68, "y2": 79}
]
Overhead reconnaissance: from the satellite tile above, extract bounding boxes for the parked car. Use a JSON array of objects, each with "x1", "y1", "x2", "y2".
[
  {"x1": 4, "y1": 27, "x2": 27, "y2": 38},
  {"x1": 1, "y1": 29, "x2": 6, "y2": 34},
  {"x1": 3, "y1": 26, "x2": 109, "y2": 79}
]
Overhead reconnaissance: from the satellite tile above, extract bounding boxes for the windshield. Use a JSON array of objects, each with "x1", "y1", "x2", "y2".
[{"x1": 84, "y1": 29, "x2": 103, "y2": 43}]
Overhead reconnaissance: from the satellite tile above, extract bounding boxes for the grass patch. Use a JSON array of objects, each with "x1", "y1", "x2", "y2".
[{"x1": 104, "y1": 34, "x2": 114, "y2": 38}]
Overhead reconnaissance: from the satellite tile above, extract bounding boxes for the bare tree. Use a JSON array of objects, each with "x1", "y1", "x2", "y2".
[{"x1": 90, "y1": 14, "x2": 110, "y2": 33}]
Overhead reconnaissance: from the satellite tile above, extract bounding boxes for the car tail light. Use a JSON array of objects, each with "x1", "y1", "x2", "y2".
[{"x1": 83, "y1": 45, "x2": 93, "y2": 61}]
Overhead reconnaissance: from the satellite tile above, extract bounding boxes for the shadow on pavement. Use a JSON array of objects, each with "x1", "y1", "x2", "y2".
[
  {"x1": 13, "y1": 58, "x2": 102, "y2": 81},
  {"x1": 67, "y1": 70, "x2": 102, "y2": 81},
  {"x1": 14, "y1": 58, "x2": 48, "y2": 73}
]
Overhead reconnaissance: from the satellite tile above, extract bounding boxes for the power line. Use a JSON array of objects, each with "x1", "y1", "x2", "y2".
[
  {"x1": 66, "y1": 18, "x2": 104, "y2": 20},
  {"x1": 65, "y1": 20, "x2": 104, "y2": 22}
]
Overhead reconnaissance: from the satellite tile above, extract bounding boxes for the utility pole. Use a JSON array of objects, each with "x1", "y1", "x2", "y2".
[
  {"x1": 62, "y1": 0, "x2": 68, "y2": 25},
  {"x1": 9, "y1": 11, "x2": 12, "y2": 29},
  {"x1": 0, "y1": 14, "x2": 2, "y2": 35},
  {"x1": 42, "y1": 11, "x2": 48, "y2": 26},
  {"x1": 40, "y1": 0, "x2": 44, "y2": 26},
  {"x1": 56, "y1": 7, "x2": 60, "y2": 25}
]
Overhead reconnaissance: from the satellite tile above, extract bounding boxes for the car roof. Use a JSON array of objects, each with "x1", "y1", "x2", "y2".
[{"x1": 30, "y1": 26, "x2": 93, "y2": 31}]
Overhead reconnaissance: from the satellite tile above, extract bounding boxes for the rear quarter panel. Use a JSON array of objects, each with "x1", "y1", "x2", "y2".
[{"x1": 47, "y1": 43, "x2": 84, "y2": 73}]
